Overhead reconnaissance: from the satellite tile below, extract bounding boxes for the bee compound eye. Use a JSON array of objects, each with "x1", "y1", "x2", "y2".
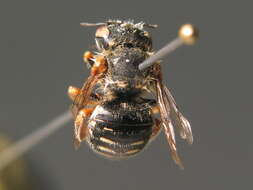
[
  {"x1": 95, "y1": 37, "x2": 109, "y2": 50},
  {"x1": 95, "y1": 26, "x2": 111, "y2": 50}
]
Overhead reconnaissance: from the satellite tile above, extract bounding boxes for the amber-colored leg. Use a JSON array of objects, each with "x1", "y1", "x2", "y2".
[
  {"x1": 68, "y1": 55, "x2": 107, "y2": 101},
  {"x1": 152, "y1": 105, "x2": 160, "y2": 115},
  {"x1": 91, "y1": 55, "x2": 107, "y2": 76},
  {"x1": 72, "y1": 53, "x2": 107, "y2": 148},
  {"x1": 83, "y1": 51, "x2": 94, "y2": 66},
  {"x1": 68, "y1": 86, "x2": 81, "y2": 101},
  {"x1": 68, "y1": 86, "x2": 101, "y2": 103},
  {"x1": 74, "y1": 107, "x2": 95, "y2": 149},
  {"x1": 83, "y1": 51, "x2": 107, "y2": 75}
]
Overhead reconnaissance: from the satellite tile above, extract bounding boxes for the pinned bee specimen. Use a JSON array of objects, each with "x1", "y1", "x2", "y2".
[{"x1": 68, "y1": 20, "x2": 198, "y2": 168}]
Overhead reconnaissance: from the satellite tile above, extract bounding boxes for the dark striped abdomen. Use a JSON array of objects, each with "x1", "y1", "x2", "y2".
[{"x1": 87, "y1": 102, "x2": 153, "y2": 158}]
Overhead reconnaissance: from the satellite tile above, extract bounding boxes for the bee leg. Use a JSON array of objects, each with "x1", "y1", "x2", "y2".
[
  {"x1": 83, "y1": 51, "x2": 94, "y2": 67},
  {"x1": 151, "y1": 118, "x2": 162, "y2": 139},
  {"x1": 83, "y1": 51, "x2": 107, "y2": 73},
  {"x1": 68, "y1": 86, "x2": 101, "y2": 102},
  {"x1": 74, "y1": 107, "x2": 96, "y2": 149},
  {"x1": 91, "y1": 55, "x2": 107, "y2": 76},
  {"x1": 151, "y1": 105, "x2": 160, "y2": 115},
  {"x1": 68, "y1": 86, "x2": 81, "y2": 101}
]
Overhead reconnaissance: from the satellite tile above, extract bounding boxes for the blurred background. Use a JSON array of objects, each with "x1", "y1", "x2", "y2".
[{"x1": 0, "y1": 0, "x2": 252, "y2": 189}]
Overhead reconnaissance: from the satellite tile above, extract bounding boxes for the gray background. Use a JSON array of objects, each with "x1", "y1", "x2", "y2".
[{"x1": 0, "y1": 0, "x2": 252, "y2": 189}]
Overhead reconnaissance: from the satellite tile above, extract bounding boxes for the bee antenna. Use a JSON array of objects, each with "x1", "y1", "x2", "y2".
[
  {"x1": 80, "y1": 22, "x2": 106, "y2": 27},
  {"x1": 144, "y1": 24, "x2": 158, "y2": 28},
  {"x1": 107, "y1": 20, "x2": 123, "y2": 25},
  {"x1": 138, "y1": 23, "x2": 199, "y2": 71}
]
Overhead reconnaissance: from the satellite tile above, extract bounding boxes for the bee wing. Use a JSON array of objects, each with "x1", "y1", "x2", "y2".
[
  {"x1": 71, "y1": 74, "x2": 101, "y2": 148},
  {"x1": 156, "y1": 78, "x2": 184, "y2": 169},
  {"x1": 163, "y1": 86, "x2": 193, "y2": 144},
  {"x1": 71, "y1": 74, "x2": 100, "y2": 118}
]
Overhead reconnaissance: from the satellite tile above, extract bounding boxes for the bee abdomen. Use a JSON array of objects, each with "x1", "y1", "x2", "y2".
[{"x1": 87, "y1": 104, "x2": 153, "y2": 158}]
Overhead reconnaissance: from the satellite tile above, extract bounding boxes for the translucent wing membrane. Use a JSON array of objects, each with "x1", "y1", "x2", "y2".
[
  {"x1": 153, "y1": 63, "x2": 193, "y2": 169},
  {"x1": 71, "y1": 74, "x2": 101, "y2": 148},
  {"x1": 73, "y1": 114, "x2": 88, "y2": 150},
  {"x1": 163, "y1": 86, "x2": 193, "y2": 144},
  {"x1": 71, "y1": 74, "x2": 100, "y2": 118},
  {"x1": 156, "y1": 78, "x2": 184, "y2": 169}
]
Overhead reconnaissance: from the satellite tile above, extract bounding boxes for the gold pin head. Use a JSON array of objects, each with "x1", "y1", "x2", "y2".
[{"x1": 178, "y1": 24, "x2": 199, "y2": 45}]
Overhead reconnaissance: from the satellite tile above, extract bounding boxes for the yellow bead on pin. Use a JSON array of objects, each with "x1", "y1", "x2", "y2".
[
  {"x1": 178, "y1": 24, "x2": 199, "y2": 45},
  {"x1": 138, "y1": 23, "x2": 199, "y2": 71}
]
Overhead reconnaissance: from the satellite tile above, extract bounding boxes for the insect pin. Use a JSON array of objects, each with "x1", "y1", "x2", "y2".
[{"x1": 68, "y1": 20, "x2": 198, "y2": 169}]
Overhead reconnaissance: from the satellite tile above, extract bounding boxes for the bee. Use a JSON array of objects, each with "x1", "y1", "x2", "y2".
[{"x1": 68, "y1": 20, "x2": 194, "y2": 168}]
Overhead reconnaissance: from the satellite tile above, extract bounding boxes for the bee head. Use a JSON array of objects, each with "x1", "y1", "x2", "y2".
[{"x1": 94, "y1": 20, "x2": 156, "y2": 51}]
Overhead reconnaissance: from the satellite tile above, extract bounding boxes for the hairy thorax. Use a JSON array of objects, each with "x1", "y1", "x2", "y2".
[{"x1": 102, "y1": 47, "x2": 152, "y2": 99}]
